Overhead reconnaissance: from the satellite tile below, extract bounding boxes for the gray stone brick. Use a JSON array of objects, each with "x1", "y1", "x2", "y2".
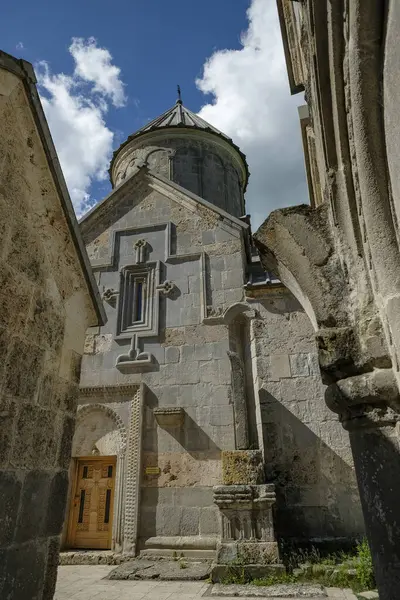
[
  {"x1": 181, "y1": 307, "x2": 199, "y2": 326},
  {"x1": 194, "y1": 344, "x2": 213, "y2": 361},
  {"x1": 165, "y1": 346, "x2": 180, "y2": 363},
  {"x1": 199, "y1": 507, "x2": 219, "y2": 536},
  {"x1": 209, "y1": 405, "x2": 234, "y2": 427},
  {"x1": 212, "y1": 271, "x2": 223, "y2": 290},
  {"x1": 202, "y1": 230, "x2": 215, "y2": 245},
  {"x1": 289, "y1": 354, "x2": 310, "y2": 377},
  {"x1": 224, "y1": 288, "x2": 244, "y2": 305},
  {"x1": 181, "y1": 344, "x2": 195, "y2": 362},
  {"x1": 222, "y1": 270, "x2": 244, "y2": 290},
  {"x1": 215, "y1": 227, "x2": 235, "y2": 243},
  {"x1": 211, "y1": 341, "x2": 229, "y2": 359},
  {"x1": 177, "y1": 487, "x2": 214, "y2": 507},
  {"x1": 188, "y1": 275, "x2": 200, "y2": 293},
  {"x1": 269, "y1": 354, "x2": 291, "y2": 380},
  {"x1": 180, "y1": 507, "x2": 200, "y2": 536},
  {"x1": 199, "y1": 361, "x2": 219, "y2": 383},
  {"x1": 308, "y1": 353, "x2": 320, "y2": 375}
]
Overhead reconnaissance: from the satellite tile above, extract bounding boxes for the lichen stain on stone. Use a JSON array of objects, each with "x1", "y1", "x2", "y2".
[{"x1": 222, "y1": 450, "x2": 264, "y2": 485}]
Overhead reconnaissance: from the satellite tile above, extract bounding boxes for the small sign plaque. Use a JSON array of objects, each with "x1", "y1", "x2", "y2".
[{"x1": 145, "y1": 466, "x2": 161, "y2": 475}]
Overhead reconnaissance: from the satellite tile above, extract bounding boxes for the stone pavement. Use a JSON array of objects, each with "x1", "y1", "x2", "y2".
[{"x1": 55, "y1": 566, "x2": 359, "y2": 600}]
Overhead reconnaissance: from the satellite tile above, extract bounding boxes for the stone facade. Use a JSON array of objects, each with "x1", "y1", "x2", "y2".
[
  {"x1": 0, "y1": 52, "x2": 105, "y2": 599},
  {"x1": 63, "y1": 98, "x2": 364, "y2": 566},
  {"x1": 256, "y1": 3, "x2": 400, "y2": 598}
]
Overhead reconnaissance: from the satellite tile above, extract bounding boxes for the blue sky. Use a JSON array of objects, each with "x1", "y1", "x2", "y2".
[{"x1": 1, "y1": 0, "x2": 306, "y2": 228}]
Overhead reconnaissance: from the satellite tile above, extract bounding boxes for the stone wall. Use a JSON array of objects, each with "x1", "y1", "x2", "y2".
[
  {"x1": 0, "y1": 57, "x2": 101, "y2": 599},
  {"x1": 110, "y1": 132, "x2": 245, "y2": 218},
  {"x1": 249, "y1": 289, "x2": 364, "y2": 545},
  {"x1": 79, "y1": 178, "x2": 247, "y2": 553}
]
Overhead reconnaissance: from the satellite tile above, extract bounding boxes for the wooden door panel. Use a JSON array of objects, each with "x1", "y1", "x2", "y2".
[{"x1": 68, "y1": 457, "x2": 116, "y2": 549}]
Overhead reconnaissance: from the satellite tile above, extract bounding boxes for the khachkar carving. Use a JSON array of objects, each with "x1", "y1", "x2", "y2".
[
  {"x1": 156, "y1": 280, "x2": 176, "y2": 297},
  {"x1": 134, "y1": 238, "x2": 147, "y2": 264},
  {"x1": 116, "y1": 334, "x2": 154, "y2": 372},
  {"x1": 123, "y1": 386, "x2": 144, "y2": 554}
]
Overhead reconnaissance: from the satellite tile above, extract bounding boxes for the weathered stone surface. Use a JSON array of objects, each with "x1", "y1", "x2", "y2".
[
  {"x1": 222, "y1": 450, "x2": 264, "y2": 485},
  {"x1": 0, "y1": 52, "x2": 104, "y2": 600},
  {"x1": 210, "y1": 582, "x2": 326, "y2": 597},
  {"x1": 107, "y1": 559, "x2": 211, "y2": 581},
  {"x1": 257, "y1": 2, "x2": 400, "y2": 598}
]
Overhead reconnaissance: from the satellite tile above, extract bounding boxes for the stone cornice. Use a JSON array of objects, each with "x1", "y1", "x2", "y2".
[{"x1": 79, "y1": 383, "x2": 140, "y2": 397}]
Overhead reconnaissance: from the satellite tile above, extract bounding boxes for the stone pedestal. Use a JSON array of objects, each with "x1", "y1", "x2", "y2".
[{"x1": 212, "y1": 484, "x2": 283, "y2": 581}]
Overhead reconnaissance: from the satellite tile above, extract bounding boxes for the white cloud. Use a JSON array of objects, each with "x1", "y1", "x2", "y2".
[
  {"x1": 36, "y1": 38, "x2": 126, "y2": 217},
  {"x1": 197, "y1": 0, "x2": 307, "y2": 229},
  {"x1": 70, "y1": 37, "x2": 127, "y2": 108},
  {"x1": 16, "y1": 42, "x2": 24, "y2": 50}
]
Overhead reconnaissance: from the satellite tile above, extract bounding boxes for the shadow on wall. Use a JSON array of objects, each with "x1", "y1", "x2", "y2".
[
  {"x1": 260, "y1": 389, "x2": 365, "y2": 546},
  {"x1": 138, "y1": 388, "x2": 221, "y2": 547}
]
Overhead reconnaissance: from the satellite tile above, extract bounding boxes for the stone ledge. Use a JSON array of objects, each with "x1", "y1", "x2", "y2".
[{"x1": 153, "y1": 407, "x2": 185, "y2": 427}]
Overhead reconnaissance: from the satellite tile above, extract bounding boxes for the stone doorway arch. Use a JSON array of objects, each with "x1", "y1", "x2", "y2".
[{"x1": 68, "y1": 404, "x2": 128, "y2": 552}]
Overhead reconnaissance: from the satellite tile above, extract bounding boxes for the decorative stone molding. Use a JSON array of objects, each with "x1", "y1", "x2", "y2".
[
  {"x1": 123, "y1": 386, "x2": 144, "y2": 554},
  {"x1": 76, "y1": 403, "x2": 127, "y2": 454},
  {"x1": 134, "y1": 238, "x2": 147, "y2": 264},
  {"x1": 204, "y1": 302, "x2": 256, "y2": 325},
  {"x1": 153, "y1": 407, "x2": 185, "y2": 428},
  {"x1": 116, "y1": 334, "x2": 154, "y2": 373},
  {"x1": 79, "y1": 383, "x2": 140, "y2": 397},
  {"x1": 156, "y1": 280, "x2": 176, "y2": 297},
  {"x1": 213, "y1": 484, "x2": 280, "y2": 569},
  {"x1": 102, "y1": 287, "x2": 119, "y2": 306}
]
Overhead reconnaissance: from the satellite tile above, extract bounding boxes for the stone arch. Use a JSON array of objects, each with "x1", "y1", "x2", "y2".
[
  {"x1": 172, "y1": 145, "x2": 202, "y2": 197},
  {"x1": 144, "y1": 148, "x2": 173, "y2": 178},
  {"x1": 223, "y1": 302, "x2": 256, "y2": 324},
  {"x1": 73, "y1": 404, "x2": 127, "y2": 457},
  {"x1": 202, "y1": 152, "x2": 226, "y2": 209}
]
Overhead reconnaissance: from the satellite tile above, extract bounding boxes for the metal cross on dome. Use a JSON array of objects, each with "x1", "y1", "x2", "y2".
[{"x1": 177, "y1": 84, "x2": 182, "y2": 104}]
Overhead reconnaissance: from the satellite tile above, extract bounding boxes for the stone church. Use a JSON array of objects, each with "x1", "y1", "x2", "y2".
[{"x1": 62, "y1": 96, "x2": 365, "y2": 559}]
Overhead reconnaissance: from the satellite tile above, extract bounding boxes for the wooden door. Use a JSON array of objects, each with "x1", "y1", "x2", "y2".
[{"x1": 68, "y1": 457, "x2": 116, "y2": 549}]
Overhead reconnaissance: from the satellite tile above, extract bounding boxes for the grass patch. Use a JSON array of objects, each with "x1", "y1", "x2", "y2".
[{"x1": 220, "y1": 538, "x2": 375, "y2": 593}]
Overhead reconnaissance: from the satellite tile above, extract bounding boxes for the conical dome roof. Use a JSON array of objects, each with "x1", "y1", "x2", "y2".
[
  {"x1": 110, "y1": 98, "x2": 249, "y2": 190},
  {"x1": 134, "y1": 99, "x2": 231, "y2": 139}
]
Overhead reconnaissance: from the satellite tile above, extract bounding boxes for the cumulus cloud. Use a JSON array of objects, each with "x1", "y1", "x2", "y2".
[
  {"x1": 70, "y1": 37, "x2": 127, "y2": 108},
  {"x1": 197, "y1": 0, "x2": 307, "y2": 228},
  {"x1": 36, "y1": 38, "x2": 125, "y2": 217}
]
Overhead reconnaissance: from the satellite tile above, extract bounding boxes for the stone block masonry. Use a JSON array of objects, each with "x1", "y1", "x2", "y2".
[{"x1": 0, "y1": 53, "x2": 104, "y2": 599}]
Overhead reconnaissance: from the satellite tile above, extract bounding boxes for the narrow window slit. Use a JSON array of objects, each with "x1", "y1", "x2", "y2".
[
  {"x1": 104, "y1": 489, "x2": 111, "y2": 524},
  {"x1": 78, "y1": 490, "x2": 85, "y2": 523}
]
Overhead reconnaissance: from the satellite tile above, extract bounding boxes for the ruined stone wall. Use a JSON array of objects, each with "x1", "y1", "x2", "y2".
[
  {"x1": 0, "y1": 64, "x2": 98, "y2": 598},
  {"x1": 111, "y1": 132, "x2": 245, "y2": 218},
  {"x1": 80, "y1": 181, "x2": 247, "y2": 551},
  {"x1": 249, "y1": 289, "x2": 364, "y2": 545}
]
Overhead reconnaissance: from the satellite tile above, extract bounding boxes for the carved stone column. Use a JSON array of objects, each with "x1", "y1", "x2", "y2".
[{"x1": 255, "y1": 204, "x2": 400, "y2": 599}]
